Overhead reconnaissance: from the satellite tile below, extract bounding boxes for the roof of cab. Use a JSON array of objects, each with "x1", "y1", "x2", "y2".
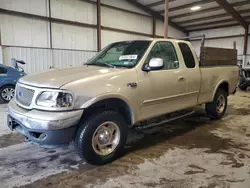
[{"x1": 116, "y1": 38, "x2": 190, "y2": 44}]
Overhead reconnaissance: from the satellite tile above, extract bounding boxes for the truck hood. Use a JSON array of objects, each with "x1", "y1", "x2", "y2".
[{"x1": 19, "y1": 66, "x2": 124, "y2": 88}]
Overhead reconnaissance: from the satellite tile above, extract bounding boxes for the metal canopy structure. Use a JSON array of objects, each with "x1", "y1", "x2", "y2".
[{"x1": 128, "y1": 0, "x2": 250, "y2": 32}]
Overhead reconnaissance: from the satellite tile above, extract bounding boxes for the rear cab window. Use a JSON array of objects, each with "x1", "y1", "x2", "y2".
[{"x1": 178, "y1": 43, "x2": 196, "y2": 68}]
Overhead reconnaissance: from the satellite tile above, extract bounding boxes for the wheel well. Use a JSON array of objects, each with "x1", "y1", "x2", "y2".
[
  {"x1": 0, "y1": 84, "x2": 15, "y2": 90},
  {"x1": 82, "y1": 98, "x2": 133, "y2": 125},
  {"x1": 217, "y1": 82, "x2": 229, "y2": 95}
]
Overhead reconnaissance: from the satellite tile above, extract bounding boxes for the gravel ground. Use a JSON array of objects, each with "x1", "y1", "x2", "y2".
[{"x1": 0, "y1": 91, "x2": 250, "y2": 188}]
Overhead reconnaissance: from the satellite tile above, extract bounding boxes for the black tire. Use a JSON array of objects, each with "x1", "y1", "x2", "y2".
[
  {"x1": 205, "y1": 89, "x2": 228, "y2": 120},
  {"x1": 0, "y1": 85, "x2": 15, "y2": 103},
  {"x1": 239, "y1": 85, "x2": 247, "y2": 91},
  {"x1": 74, "y1": 111, "x2": 128, "y2": 165}
]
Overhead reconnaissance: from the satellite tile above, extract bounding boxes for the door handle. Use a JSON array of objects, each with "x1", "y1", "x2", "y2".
[{"x1": 178, "y1": 76, "x2": 185, "y2": 81}]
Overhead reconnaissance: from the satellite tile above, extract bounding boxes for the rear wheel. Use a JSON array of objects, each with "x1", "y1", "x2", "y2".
[
  {"x1": 205, "y1": 89, "x2": 228, "y2": 120},
  {"x1": 0, "y1": 85, "x2": 15, "y2": 103},
  {"x1": 74, "y1": 111, "x2": 128, "y2": 165}
]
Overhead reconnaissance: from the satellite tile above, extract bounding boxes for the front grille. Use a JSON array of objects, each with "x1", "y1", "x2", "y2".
[{"x1": 16, "y1": 84, "x2": 35, "y2": 107}]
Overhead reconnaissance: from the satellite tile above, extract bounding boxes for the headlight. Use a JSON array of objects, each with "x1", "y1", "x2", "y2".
[{"x1": 36, "y1": 91, "x2": 73, "y2": 108}]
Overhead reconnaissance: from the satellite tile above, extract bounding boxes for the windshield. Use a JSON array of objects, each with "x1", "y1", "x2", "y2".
[{"x1": 87, "y1": 40, "x2": 151, "y2": 68}]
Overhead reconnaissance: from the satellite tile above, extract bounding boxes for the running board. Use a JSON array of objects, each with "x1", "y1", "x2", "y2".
[{"x1": 135, "y1": 111, "x2": 195, "y2": 130}]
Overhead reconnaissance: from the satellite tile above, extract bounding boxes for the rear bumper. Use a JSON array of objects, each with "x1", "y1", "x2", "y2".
[{"x1": 7, "y1": 100, "x2": 83, "y2": 147}]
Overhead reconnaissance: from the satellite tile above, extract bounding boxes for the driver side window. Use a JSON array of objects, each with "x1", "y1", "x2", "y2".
[{"x1": 146, "y1": 41, "x2": 179, "y2": 70}]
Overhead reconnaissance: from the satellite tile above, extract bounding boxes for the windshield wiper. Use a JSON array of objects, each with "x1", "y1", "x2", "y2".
[
  {"x1": 114, "y1": 64, "x2": 133, "y2": 68},
  {"x1": 86, "y1": 62, "x2": 116, "y2": 68},
  {"x1": 102, "y1": 63, "x2": 116, "y2": 68}
]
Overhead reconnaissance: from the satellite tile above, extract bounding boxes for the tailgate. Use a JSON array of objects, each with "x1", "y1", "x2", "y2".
[{"x1": 200, "y1": 47, "x2": 237, "y2": 66}]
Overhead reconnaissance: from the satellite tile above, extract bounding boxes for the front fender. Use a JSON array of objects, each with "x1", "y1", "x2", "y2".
[
  {"x1": 80, "y1": 93, "x2": 139, "y2": 124},
  {"x1": 0, "y1": 80, "x2": 16, "y2": 88}
]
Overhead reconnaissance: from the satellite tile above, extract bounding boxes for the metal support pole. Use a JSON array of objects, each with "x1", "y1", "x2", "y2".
[
  {"x1": 243, "y1": 26, "x2": 249, "y2": 67},
  {"x1": 201, "y1": 35, "x2": 205, "y2": 48},
  {"x1": 0, "y1": 29, "x2": 3, "y2": 64},
  {"x1": 152, "y1": 17, "x2": 156, "y2": 38},
  {"x1": 243, "y1": 26, "x2": 249, "y2": 56},
  {"x1": 48, "y1": 0, "x2": 54, "y2": 69},
  {"x1": 48, "y1": 0, "x2": 52, "y2": 49},
  {"x1": 200, "y1": 35, "x2": 206, "y2": 66},
  {"x1": 233, "y1": 41, "x2": 236, "y2": 49},
  {"x1": 164, "y1": 0, "x2": 169, "y2": 38},
  {"x1": 97, "y1": 0, "x2": 101, "y2": 51}
]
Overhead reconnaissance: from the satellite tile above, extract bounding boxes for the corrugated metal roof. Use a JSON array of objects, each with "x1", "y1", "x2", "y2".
[{"x1": 135, "y1": 0, "x2": 250, "y2": 31}]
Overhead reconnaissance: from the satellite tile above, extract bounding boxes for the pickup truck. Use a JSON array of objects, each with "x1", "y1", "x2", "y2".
[{"x1": 7, "y1": 39, "x2": 239, "y2": 165}]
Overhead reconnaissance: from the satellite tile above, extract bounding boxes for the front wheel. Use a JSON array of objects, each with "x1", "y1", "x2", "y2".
[
  {"x1": 205, "y1": 89, "x2": 228, "y2": 120},
  {"x1": 0, "y1": 85, "x2": 15, "y2": 103},
  {"x1": 74, "y1": 111, "x2": 128, "y2": 165}
]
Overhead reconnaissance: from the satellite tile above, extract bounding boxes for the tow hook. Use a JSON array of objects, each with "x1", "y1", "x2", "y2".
[{"x1": 25, "y1": 136, "x2": 30, "y2": 142}]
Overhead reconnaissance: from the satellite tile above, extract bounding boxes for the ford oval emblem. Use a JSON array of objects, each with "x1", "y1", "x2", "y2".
[{"x1": 18, "y1": 91, "x2": 23, "y2": 97}]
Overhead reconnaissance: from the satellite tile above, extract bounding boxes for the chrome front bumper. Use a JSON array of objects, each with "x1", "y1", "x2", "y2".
[{"x1": 8, "y1": 100, "x2": 83, "y2": 131}]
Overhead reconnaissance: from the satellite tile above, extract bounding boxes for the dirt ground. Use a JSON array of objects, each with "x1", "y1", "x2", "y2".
[{"x1": 1, "y1": 91, "x2": 250, "y2": 188}]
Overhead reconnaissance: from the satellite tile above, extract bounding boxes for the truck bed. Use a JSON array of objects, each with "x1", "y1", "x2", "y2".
[
  {"x1": 198, "y1": 66, "x2": 239, "y2": 104},
  {"x1": 197, "y1": 46, "x2": 239, "y2": 104}
]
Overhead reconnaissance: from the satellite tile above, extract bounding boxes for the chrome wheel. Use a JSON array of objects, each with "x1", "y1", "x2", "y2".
[
  {"x1": 1, "y1": 88, "x2": 15, "y2": 101},
  {"x1": 216, "y1": 94, "x2": 225, "y2": 113},
  {"x1": 92, "y1": 121, "x2": 120, "y2": 156}
]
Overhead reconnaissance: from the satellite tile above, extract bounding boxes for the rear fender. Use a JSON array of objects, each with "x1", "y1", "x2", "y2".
[{"x1": 212, "y1": 80, "x2": 229, "y2": 100}]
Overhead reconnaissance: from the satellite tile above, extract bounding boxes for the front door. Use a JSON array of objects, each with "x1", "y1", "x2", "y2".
[{"x1": 137, "y1": 41, "x2": 187, "y2": 120}]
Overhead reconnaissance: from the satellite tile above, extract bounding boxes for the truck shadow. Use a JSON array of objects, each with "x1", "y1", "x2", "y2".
[
  {"x1": 125, "y1": 110, "x2": 213, "y2": 155},
  {"x1": 121, "y1": 105, "x2": 249, "y2": 163}
]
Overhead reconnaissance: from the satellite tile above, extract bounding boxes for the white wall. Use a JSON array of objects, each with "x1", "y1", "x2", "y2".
[
  {"x1": 101, "y1": 0, "x2": 150, "y2": 16},
  {"x1": 0, "y1": 0, "x2": 187, "y2": 73},
  {"x1": 0, "y1": 0, "x2": 97, "y2": 72},
  {"x1": 0, "y1": 14, "x2": 50, "y2": 48},
  {"x1": 101, "y1": 6, "x2": 152, "y2": 35},
  {"x1": 52, "y1": 23, "x2": 97, "y2": 51},
  {"x1": 3, "y1": 47, "x2": 52, "y2": 73},
  {"x1": 2, "y1": 47, "x2": 97, "y2": 73},
  {"x1": 156, "y1": 20, "x2": 186, "y2": 38},
  {"x1": 102, "y1": 30, "x2": 149, "y2": 47},
  {"x1": 100, "y1": 1, "x2": 186, "y2": 48},
  {"x1": 51, "y1": 0, "x2": 97, "y2": 25},
  {"x1": 0, "y1": 0, "x2": 47, "y2": 16}
]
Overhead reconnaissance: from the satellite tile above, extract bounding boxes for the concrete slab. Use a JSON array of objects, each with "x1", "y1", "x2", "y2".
[{"x1": 0, "y1": 91, "x2": 250, "y2": 188}]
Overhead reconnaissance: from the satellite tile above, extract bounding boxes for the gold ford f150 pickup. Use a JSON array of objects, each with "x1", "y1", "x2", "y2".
[{"x1": 7, "y1": 38, "x2": 239, "y2": 165}]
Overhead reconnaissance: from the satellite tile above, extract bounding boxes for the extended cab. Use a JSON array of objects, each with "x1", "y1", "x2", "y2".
[{"x1": 7, "y1": 39, "x2": 239, "y2": 165}]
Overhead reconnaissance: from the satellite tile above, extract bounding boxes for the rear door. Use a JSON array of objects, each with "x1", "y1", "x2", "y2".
[{"x1": 178, "y1": 42, "x2": 201, "y2": 106}]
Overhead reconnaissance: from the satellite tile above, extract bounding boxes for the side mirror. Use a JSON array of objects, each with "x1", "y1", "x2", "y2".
[{"x1": 143, "y1": 58, "x2": 164, "y2": 72}]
